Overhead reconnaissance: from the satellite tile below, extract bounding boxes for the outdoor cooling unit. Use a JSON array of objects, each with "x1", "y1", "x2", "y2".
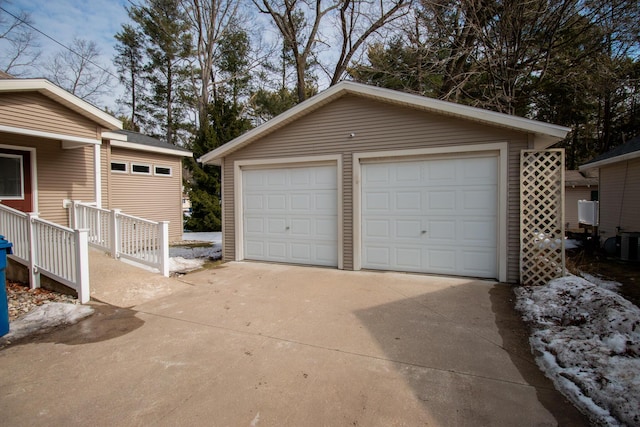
[
  {"x1": 578, "y1": 200, "x2": 599, "y2": 226},
  {"x1": 621, "y1": 232, "x2": 640, "y2": 262}
]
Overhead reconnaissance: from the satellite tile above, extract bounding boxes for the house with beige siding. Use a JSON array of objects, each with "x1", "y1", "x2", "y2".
[
  {"x1": 199, "y1": 82, "x2": 570, "y2": 283},
  {"x1": 0, "y1": 78, "x2": 191, "y2": 242},
  {"x1": 580, "y1": 136, "x2": 640, "y2": 252}
]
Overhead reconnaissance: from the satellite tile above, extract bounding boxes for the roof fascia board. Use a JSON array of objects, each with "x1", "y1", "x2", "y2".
[
  {"x1": 110, "y1": 139, "x2": 192, "y2": 157},
  {"x1": 0, "y1": 79, "x2": 122, "y2": 130},
  {"x1": 102, "y1": 131, "x2": 128, "y2": 141},
  {"x1": 0, "y1": 124, "x2": 100, "y2": 145},
  {"x1": 580, "y1": 150, "x2": 640, "y2": 171},
  {"x1": 199, "y1": 81, "x2": 570, "y2": 164}
]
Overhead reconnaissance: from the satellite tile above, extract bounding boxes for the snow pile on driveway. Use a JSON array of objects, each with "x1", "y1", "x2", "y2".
[
  {"x1": 516, "y1": 276, "x2": 640, "y2": 426},
  {"x1": 1, "y1": 302, "x2": 94, "y2": 342}
]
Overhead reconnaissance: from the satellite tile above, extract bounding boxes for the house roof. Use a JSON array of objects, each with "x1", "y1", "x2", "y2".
[
  {"x1": 580, "y1": 135, "x2": 640, "y2": 171},
  {"x1": 0, "y1": 78, "x2": 122, "y2": 130},
  {"x1": 107, "y1": 129, "x2": 192, "y2": 157},
  {"x1": 199, "y1": 81, "x2": 571, "y2": 165},
  {"x1": 565, "y1": 170, "x2": 598, "y2": 187}
]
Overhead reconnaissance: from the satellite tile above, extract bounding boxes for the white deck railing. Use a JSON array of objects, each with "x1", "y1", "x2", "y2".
[
  {"x1": 69, "y1": 201, "x2": 169, "y2": 277},
  {"x1": 0, "y1": 204, "x2": 90, "y2": 303}
]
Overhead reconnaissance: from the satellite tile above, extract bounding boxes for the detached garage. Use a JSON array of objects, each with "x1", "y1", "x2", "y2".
[{"x1": 200, "y1": 82, "x2": 570, "y2": 283}]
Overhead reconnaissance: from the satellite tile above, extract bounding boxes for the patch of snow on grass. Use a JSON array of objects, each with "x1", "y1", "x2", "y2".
[
  {"x1": 2, "y1": 302, "x2": 94, "y2": 342},
  {"x1": 565, "y1": 239, "x2": 582, "y2": 250},
  {"x1": 516, "y1": 276, "x2": 640, "y2": 426},
  {"x1": 579, "y1": 271, "x2": 622, "y2": 291}
]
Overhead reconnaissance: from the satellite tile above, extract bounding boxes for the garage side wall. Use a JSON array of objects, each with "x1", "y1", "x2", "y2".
[
  {"x1": 223, "y1": 95, "x2": 528, "y2": 282},
  {"x1": 107, "y1": 147, "x2": 184, "y2": 241}
]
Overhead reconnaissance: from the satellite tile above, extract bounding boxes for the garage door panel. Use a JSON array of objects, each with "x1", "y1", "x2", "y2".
[
  {"x1": 365, "y1": 192, "x2": 389, "y2": 211},
  {"x1": 291, "y1": 194, "x2": 311, "y2": 210},
  {"x1": 461, "y1": 220, "x2": 496, "y2": 244},
  {"x1": 267, "y1": 218, "x2": 287, "y2": 233},
  {"x1": 427, "y1": 219, "x2": 456, "y2": 241},
  {"x1": 425, "y1": 249, "x2": 457, "y2": 271},
  {"x1": 427, "y1": 191, "x2": 456, "y2": 211},
  {"x1": 396, "y1": 248, "x2": 421, "y2": 268},
  {"x1": 396, "y1": 191, "x2": 421, "y2": 211},
  {"x1": 315, "y1": 192, "x2": 337, "y2": 212},
  {"x1": 365, "y1": 246, "x2": 390, "y2": 266},
  {"x1": 245, "y1": 217, "x2": 265, "y2": 233},
  {"x1": 267, "y1": 242, "x2": 287, "y2": 259},
  {"x1": 362, "y1": 157, "x2": 497, "y2": 278},
  {"x1": 290, "y1": 218, "x2": 311, "y2": 236},
  {"x1": 245, "y1": 240, "x2": 264, "y2": 257},
  {"x1": 364, "y1": 219, "x2": 390, "y2": 238},
  {"x1": 243, "y1": 165, "x2": 338, "y2": 267}
]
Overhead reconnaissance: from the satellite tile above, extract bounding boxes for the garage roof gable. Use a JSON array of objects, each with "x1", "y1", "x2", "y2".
[{"x1": 199, "y1": 82, "x2": 570, "y2": 165}]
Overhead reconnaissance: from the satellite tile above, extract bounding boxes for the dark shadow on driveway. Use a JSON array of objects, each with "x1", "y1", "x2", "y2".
[
  {"x1": 354, "y1": 281, "x2": 590, "y2": 426},
  {"x1": 0, "y1": 301, "x2": 144, "y2": 349}
]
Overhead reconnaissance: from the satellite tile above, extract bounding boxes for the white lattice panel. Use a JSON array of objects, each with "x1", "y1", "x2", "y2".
[{"x1": 520, "y1": 149, "x2": 565, "y2": 285}]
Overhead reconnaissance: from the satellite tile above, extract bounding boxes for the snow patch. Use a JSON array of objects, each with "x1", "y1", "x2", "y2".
[
  {"x1": 516, "y1": 276, "x2": 640, "y2": 426},
  {"x1": 579, "y1": 271, "x2": 622, "y2": 291},
  {"x1": 169, "y1": 256, "x2": 206, "y2": 273},
  {"x1": 2, "y1": 302, "x2": 94, "y2": 341}
]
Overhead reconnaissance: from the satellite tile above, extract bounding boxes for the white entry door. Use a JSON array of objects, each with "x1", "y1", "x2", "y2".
[
  {"x1": 361, "y1": 156, "x2": 498, "y2": 278},
  {"x1": 243, "y1": 165, "x2": 338, "y2": 267}
]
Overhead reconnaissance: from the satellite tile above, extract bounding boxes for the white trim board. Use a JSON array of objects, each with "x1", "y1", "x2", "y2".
[
  {"x1": 0, "y1": 79, "x2": 122, "y2": 129},
  {"x1": 233, "y1": 155, "x2": 344, "y2": 270},
  {"x1": 352, "y1": 143, "x2": 508, "y2": 282},
  {"x1": 0, "y1": 124, "x2": 100, "y2": 146}
]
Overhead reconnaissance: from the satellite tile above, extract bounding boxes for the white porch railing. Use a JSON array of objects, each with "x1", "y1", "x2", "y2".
[
  {"x1": 69, "y1": 201, "x2": 169, "y2": 277},
  {"x1": 0, "y1": 204, "x2": 90, "y2": 303}
]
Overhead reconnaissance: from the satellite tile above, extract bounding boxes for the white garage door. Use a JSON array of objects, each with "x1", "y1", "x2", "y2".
[
  {"x1": 243, "y1": 165, "x2": 338, "y2": 266},
  {"x1": 361, "y1": 156, "x2": 498, "y2": 278}
]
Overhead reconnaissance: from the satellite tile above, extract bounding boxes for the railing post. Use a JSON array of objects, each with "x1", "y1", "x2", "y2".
[
  {"x1": 74, "y1": 229, "x2": 90, "y2": 303},
  {"x1": 159, "y1": 221, "x2": 169, "y2": 277},
  {"x1": 110, "y1": 209, "x2": 121, "y2": 259},
  {"x1": 26, "y1": 213, "x2": 40, "y2": 289}
]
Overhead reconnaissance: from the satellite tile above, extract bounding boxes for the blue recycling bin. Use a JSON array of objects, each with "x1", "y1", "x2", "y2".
[{"x1": 0, "y1": 235, "x2": 13, "y2": 337}]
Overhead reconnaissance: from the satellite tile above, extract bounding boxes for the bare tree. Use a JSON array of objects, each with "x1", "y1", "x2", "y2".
[
  {"x1": 0, "y1": 2, "x2": 41, "y2": 76},
  {"x1": 330, "y1": 0, "x2": 411, "y2": 85},
  {"x1": 255, "y1": 0, "x2": 411, "y2": 102},
  {"x1": 43, "y1": 37, "x2": 113, "y2": 104},
  {"x1": 181, "y1": 0, "x2": 243, "y2": 124}
]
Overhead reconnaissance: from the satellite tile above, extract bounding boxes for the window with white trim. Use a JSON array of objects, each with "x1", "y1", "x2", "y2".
[
  {"x1": 0, "y1": 153, "x2": 24, "y2": 199},
  {"x1": 154, "y1": 165, "x2": 172, "y2": 176},
  {"x1": 131, "y1": 163, "x2": 151, "y2": 175},
  {"x1": 110, "y1": 161, "x2": 128, "y2": 173}
]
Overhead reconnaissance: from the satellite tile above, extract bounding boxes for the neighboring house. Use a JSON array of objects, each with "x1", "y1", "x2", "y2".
[
  {"x1": 199, "y1": 82, "x2": 570, "y2": 283},
  {"x1": 0, "y1": 78, "x2": 191, "y2": 242},
  {"x1": 580, "y1": 136, "x2": 640, "y2": 245},
  {"x1": 564, "y1": 170, "x2": 598, "y2": 232}
]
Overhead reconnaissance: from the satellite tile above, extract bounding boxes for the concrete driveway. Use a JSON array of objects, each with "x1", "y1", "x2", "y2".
[{"x1": 0, "y1": 262, "x2": 587, "y2": 426}]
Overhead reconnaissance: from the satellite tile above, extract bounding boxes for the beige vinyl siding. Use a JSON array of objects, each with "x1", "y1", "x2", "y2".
[
  {"x1": 0, "y1": 92, "x2": 99, "y2": 139},
  {"x1": 108, "y1": 147, "x2": 183, "y2": 241},
  {"x1": 565, "y1": 187, "x2": 594, "y2": 230},
  {"x1": 598, "y1": 158, "x2": 640, "y2": 240},
  {"x1": 0, "y1": 131, "x2": 95, "y2": 226},
  {"x1": 222, "y1": 95, "x2": 528, "y2": 282}
]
